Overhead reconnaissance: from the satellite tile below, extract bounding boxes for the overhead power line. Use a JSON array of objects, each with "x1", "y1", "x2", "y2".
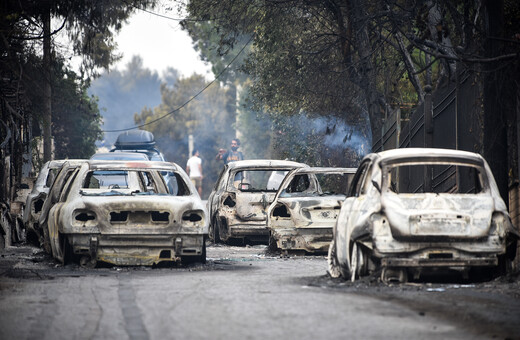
[
  {"x1": 124, "y1": 1, "x2": 209, "y2": 22},
  {"x1": 102, "y1": 35, "x2": 254, "y2": 133}
]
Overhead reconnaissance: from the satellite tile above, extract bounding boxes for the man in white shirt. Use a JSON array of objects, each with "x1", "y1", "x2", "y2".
[{"x1": 186, "y1": 150, "x2": 203, "y2": 196}]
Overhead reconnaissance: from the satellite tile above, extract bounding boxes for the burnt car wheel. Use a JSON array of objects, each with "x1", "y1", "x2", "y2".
[
  {"x1": 218, "y1": 218, "x2": 229, "y2": 243},
  {"x1": 209, "y1": 217, "x2": 220, "y2": 243},
  {"x1": 59, "y1": 233, "x2": 75, "y2": 265},
  {"x1": 42, "y1": 227, "x2": 52, "y2": 254},
  {"x1": 327, "y1": 241, "x2": 348, "y2": 278},
  {"x1": 268, "y1": 232, "x2": 278, "y2": 252},
  {"x1": 350, "y1": 242, "x2": 369, "y2": 282}
]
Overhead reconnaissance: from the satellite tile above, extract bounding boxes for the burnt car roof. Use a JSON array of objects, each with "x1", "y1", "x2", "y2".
[
  {"x1": 225, "y1": 159, "x2": 308, "y2": 170},
  {"x1": 86, "y1": 160, "x2": 178, "y2": 171},
  {"x1": 46, "y1": 159, "x2": 86, "y2": 169},
  {"x1": 373, "y1": 148, "x2": 486, "y2": 165},
  {"x1": 288, "y1": 167, "x2": 357, "y2": 174}
]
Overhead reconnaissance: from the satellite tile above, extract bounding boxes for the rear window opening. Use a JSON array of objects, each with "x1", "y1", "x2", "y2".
[
  {"x1": 232, "y1": 169, "x2": 292, "y2": 192},
  {"x1": 385, "y1": 163, "x2": 485, "y2": 194}
]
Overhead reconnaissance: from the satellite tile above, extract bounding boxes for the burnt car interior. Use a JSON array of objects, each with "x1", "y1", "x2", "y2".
[
  {"x1": 282, "y1": 173, "x2": 353, "y2": 197},
  {"x1": 80, "y1": 170, "x2": 190, "y2": 196},
  {"x1": 83, "y1": 170, "x2": 136, "y2": 191},
  {"x1": 234, "y1": 170, "x2": 287, "y2": 192},
  {"x1": 161, "y1": 171, "x2": 190, "y2": 196}
]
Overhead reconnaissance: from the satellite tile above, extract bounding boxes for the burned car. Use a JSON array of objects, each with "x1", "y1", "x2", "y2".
[
  {"x1": 207, "y1": 160, "x2": 308, "y2": 244},
  {"x1": 24, "y1": 159, "x2": 85, "y2": 245},
  {"x1": 328, "y1": 148, "x2": 519, "y2": 283},
  {"x1": 267, "y1": 167, "x2": 356, "y2": 253},
  {"x1": 41, "y1": 160, "x2": 207, "y2": 266}
]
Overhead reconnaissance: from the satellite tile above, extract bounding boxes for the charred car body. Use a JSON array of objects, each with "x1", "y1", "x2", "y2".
[
  {"x1": 24, "y1": 159, "x2": 85, "y2": 245},
  {"x1": 267, "y1": 167, "x2": 356, "y2": 253},
  {"x1": 328, "y1": 148, "x2": 519, "y2": 283},
  {"x1": 207, "y1": 160, "x2": 308, "y2": 244},
  {"x1": 40, "y1": 160, "x2": 207, "y2": 266}
]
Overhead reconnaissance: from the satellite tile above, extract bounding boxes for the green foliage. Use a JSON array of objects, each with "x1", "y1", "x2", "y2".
[
  {"x1": 184, "y1": 1, "x2": 519, "y2": 148},
  {"x1": 22, "y1": 56, "x2": 103, "y2": 159},
  {"x1": 1, "y1": 0, "x2": 160, "y2": 165},
  {"x1": 184, "y1": 1, "x2": 369, "y2": 167},
  {"x1": 52, "y1": 66, "x2": 103, "y2": 159}
]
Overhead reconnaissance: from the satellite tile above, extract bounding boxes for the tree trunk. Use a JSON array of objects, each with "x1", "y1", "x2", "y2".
[
  {"x1": 42, "y1": 8, "x2": 52, "y2": 162},
  {"x1": 345, "y1": 0, "x2": 384, "y2": 143}
]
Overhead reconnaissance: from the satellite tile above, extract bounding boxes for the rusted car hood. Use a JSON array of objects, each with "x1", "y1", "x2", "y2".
[{"x1": 382, "y1": 193, "x2": 494, "y2": 239}]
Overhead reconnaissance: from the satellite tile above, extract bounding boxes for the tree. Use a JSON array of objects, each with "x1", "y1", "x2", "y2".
[
  {"x1": 1, "y1": 0, "x2": 158, "y2": 161},
  {"x1": 134, "y1": 74, "x2": 236, "y2": 197},
  {"x1": 51, "y1": 61, "x2": 103, "y2": 160},
  {"x1": 89, "y1": 55, "x2": 168, "y2": 146},
  {"x1": 183, "y1": 0, "x2": 520, "y2": 200},
  {"x1": 184, "y1": 0, "x2": 518, "y2": 136}
]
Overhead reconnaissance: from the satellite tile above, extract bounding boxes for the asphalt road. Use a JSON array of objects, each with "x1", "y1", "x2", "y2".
[{"x1": 0, "y1": 243, "x2": 519, "y2": 340}]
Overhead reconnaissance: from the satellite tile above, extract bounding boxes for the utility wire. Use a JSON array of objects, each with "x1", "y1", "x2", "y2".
[
  {"x1": 102, "y1": 35, "x2": 253, "y2": 133},
  {"x1": 124, "y1": 1, "x2": 211, "y2": 22}
]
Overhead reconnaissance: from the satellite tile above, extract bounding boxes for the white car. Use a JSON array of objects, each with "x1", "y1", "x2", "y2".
[
  {"x1": 328, "y1": 148, "x2": 519, "y2": 283},
  {"x1": 41, "y1": 160, "x2": 207, "y2": 266},
  {"x1": 207, "y1": 160, "x2": 308, "y2": 244},
  {"x1": 267, "y1": 167, "x2": 356, "y2": 253},
  {"x1": 24, "y1": 159, "x2": 85, "y2": 246}
]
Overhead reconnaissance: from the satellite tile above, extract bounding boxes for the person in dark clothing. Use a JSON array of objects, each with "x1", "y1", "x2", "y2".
[{"x1": 216, "y1": 138, "x2": 244, "y2": 164}]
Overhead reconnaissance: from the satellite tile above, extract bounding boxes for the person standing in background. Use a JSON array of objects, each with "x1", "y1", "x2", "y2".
[
  {"x1": 216, "y1": 138, "x2": 244, "y2": 164},
  {"x1": 186, "y1": 150, "x2": 203, "y2": 196}
]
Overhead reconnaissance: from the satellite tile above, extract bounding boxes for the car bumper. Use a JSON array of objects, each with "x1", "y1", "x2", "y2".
[
  {"x1": 271, "y1": 227, "x2": 332, "y2": 253},
  {"x1": 381, "y1": 256, "x2": 498, "y2": 268},
  {"x1": 67, "y1": 233, "x2": 204, "y2": 265},
  {"x1": 227, "y1": 223, "x2": 269, "y2": 240}
]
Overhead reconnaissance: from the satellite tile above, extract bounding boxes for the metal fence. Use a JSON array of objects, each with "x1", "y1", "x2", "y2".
[{"x1": 373, "y1": 69, "x2": 483, "y2": 193}]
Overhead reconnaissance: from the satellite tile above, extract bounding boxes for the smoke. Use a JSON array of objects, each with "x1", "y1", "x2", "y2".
[
  {"x1": 278, "y1": 113, "x2": 371, "y2": 157},
  {"x1": 319, "y1": 116, "x2": 371, "y2": 157}
]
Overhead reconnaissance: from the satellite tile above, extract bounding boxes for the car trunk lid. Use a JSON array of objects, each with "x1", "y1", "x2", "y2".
[{"x1": 382, "y1": 193, "x2": 494, "y2": 239}]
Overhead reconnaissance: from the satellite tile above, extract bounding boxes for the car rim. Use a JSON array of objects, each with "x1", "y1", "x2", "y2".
[
  {"x1": 350, "y1": 243, "x2": 359, "y2": 282},
  {"x1": 327, "y1": 242, "x2": 341, "y2": 278}
]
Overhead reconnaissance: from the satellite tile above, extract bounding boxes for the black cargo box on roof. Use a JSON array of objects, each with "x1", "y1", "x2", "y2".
[{"x1": 114, "y1": 130, "x2": 156, "y2": 150}]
